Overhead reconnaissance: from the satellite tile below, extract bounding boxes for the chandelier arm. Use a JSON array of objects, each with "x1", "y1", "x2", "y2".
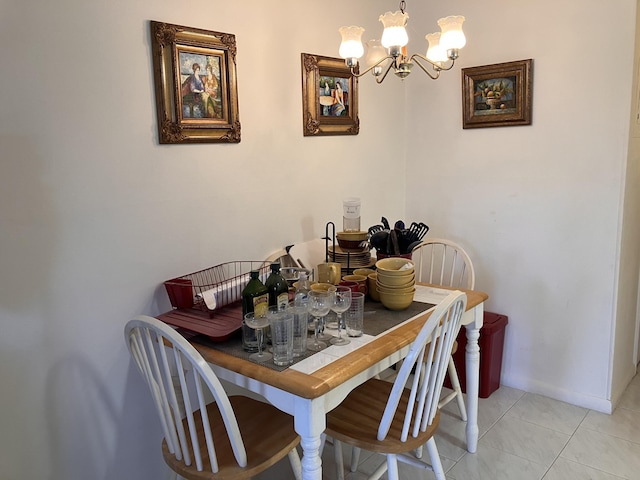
[
  {"x1": 408, "y1": 56, "x2": 440, "y2": 80},
  {"x1": 348, "y1": 55, "x2": 394, "y2": 78},
  {"x1": 410, "y1": 53, "x2": 456, "y2": 72},
  {"x1": 374, "y1": 60, "x2": 397, "y2": 84}
]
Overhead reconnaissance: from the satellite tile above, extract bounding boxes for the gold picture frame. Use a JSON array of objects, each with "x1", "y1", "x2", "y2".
[
  {"x1": 462, "y1": 59, "x2": 533, "y2": 129},
  {"x1": 150, "y1": 21, "x2": 241, "y2": 144},
  {"x1": 301, "y1": 53, "x2": 359, "y2": 136}
]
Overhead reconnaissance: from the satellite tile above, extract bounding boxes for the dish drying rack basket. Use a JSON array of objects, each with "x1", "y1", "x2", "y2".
[{"x1": 164, "y1": 260, "x2": 271, "y2": 315}]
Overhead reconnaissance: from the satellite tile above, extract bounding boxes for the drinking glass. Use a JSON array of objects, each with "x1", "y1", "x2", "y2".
[
  {"x1": 317, "y1": 286, "x2": 337, "y2": 341},
  {"x1": 346, "y1": 291, "x2": 365, "y2": 337},
  {"x1": 244, "y1": 312, "x2": 272, "y2": 362},
  {"x1": 307, "y1": 290, "x2": 332, "y2": 351},
  {"x1": 287, "y1": 303, "x2": 309, "y2": 357},
  {"x1": 330, "y1": 286, "x2": 351, "y2": 346},
  {"x1": 268, "y1": 308, "x2": 295, "y2": 366}
]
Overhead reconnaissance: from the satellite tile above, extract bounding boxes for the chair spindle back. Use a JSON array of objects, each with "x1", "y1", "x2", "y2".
[
  {"x1": 125, "y1": 315, "x2": 247, "y2": 474},
  {"x1": 377, "y1": 291, "x2": 467, "y2": 442},
  {"x1": 411, "y1": 239, "x2": 475, "y2": 290}
]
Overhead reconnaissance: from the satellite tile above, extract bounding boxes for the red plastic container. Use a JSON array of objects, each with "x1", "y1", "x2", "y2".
[
  {"x1": 164, "y1": 277, "x2": 194, "y2": 309},
  {"x1": 447, "y1": 311, "x2": 508, "y2": 398}
]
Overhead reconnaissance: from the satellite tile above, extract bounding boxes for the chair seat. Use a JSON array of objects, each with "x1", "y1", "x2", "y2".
[
  {"x1": 163, "y1": 395, "x2": 300, "y2": 480},
  {"x1": 326, "y1": 378, "x2": 440, "y2": 455}
]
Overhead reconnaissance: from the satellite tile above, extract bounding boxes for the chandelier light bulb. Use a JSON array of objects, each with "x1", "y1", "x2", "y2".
[
  {"x1": 339, "y1": 26, "x2": 365, "y2": 59},
  {"x1": 438, "y1": 15, "x2": 466, "y2": 51},
  {"x1": 379, "y1": 10, "x2": 409, "y2": 49},
  {"x1": 425, "y1": 32, "x2": 447, "y2": 63},
  {"x1": 365, "y1": 39, "x2": 387, "y2": 65}
]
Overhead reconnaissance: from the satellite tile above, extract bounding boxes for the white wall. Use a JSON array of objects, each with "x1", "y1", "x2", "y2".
[
  {"x1": 0, "y1": 0, "x2": 637, "y2": 478},
  {"x1": 615, "y1": 0, "x2": 640, "y2": 403},
  {"x1": 0, "y1": 1, "x2": 405, "y2": 478},
  {"x1": 405, "y1": 0, "x2": 638, "y2": 410}
]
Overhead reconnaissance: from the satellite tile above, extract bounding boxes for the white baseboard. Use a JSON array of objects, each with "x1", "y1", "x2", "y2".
[{"x1": 501, "y1": 374, "x2": 612, "y2": 414}]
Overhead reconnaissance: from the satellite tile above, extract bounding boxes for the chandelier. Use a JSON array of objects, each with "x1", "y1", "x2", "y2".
[{"x1": 338, "y1": 1, "x2": 466, "y2": 83}]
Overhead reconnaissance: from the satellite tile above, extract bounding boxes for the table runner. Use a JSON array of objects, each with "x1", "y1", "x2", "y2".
[{"x1": 192, "y1": 298, "x2": 436, "y2": 372}]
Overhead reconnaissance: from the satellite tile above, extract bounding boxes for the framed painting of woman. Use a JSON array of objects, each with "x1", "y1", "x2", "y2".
[
  {"x1": 150, "y1": 21, "x2": 241, "y2": 143},
  {"x1": 301, "y1": 53, "x2": 359, "y2": 136}
]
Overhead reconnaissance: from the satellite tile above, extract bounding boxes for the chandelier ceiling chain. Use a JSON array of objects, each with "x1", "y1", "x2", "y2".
[{"x1": 338, "y1": 1, "x2": 466, "y2": 83}]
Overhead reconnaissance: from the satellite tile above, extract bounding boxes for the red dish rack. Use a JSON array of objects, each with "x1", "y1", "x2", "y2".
[{"x1": 160, "y1": 261, "x2": 271, "y2": 341}]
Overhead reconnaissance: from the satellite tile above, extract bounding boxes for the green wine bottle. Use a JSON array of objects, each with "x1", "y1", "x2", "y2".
[
  {"x1": 265, "y1": 262, "x2": 289, "y2": 310},
  {"x1": 241, "y1": 270, "x2": 268, "y2": 317}
]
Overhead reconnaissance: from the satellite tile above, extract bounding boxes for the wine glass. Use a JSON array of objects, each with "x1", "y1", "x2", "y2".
[
  {"x1": 329, "y1": 286, "x2": 351, "y2": 346},
  {"x1": 244, "y1": 312, "x2": 272, "y2": 362},
  {"x1": 307, "y1": 290, "x2": 332, "y2": 351},
  {"x1": 317, "y1": 286, "x2": 337, "y2": 342}
]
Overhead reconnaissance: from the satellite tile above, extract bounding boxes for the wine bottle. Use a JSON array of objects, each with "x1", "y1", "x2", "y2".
[
  {"x1": 242, "y1": 270, "x2": 269, "y2": 317},
  {"x1": 265, "y1": 262, "x2": 289, "y2": 310},
  {"x1": 241, "y1": 270, "x2": 268, "y2": 352}
]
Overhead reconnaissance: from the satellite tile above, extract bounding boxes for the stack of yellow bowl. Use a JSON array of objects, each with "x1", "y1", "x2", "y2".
[{"x1": 375, "y1": 257, "x2": 416, "y2": 310}]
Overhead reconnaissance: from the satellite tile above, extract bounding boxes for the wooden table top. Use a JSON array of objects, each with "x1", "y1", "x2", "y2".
[{"x1": 192, "y1": 285, "x2": 488, "y2": 400}]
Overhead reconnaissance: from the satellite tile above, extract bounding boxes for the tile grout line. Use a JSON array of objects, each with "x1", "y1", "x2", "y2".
[
  {"x1": 444, "y1": 389, "x2": 528, "y2": 478},
  {"x1": 538, "y1": 408, "x2": 588, "y2": 480}
]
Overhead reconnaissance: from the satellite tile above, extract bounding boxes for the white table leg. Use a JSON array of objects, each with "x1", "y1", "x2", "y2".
[
  {"x1": 294, "y1": 397, "x2": 325, "y2": 480},
  {"x1": 464, "y1": 305, "x2": 483, "y2": 453}
]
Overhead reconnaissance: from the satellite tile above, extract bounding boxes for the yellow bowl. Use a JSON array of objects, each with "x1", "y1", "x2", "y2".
[
  {"x1": 336, "y1": 230, "x2": 368, "y2": 241},
  {"x1": 376, "y1": 282, "x2": 416, "y2": 295},
  {"x1": 367, "y1": 273, "x2": 380, "y2": 302},
  {"x1": 376, "y1": 271, "x2": 416, "y2": 287},
  {"x1": 337, "y1": 238, "x2": 367, "y2": 250},
  {"x1": 310, "y1": 282, "x2": 337, "y2": 292},
  {"x1": 379, "y1": 289, "x2": 415, "y2": 311},
  {"x1": 293, "y1": 280, "x2": 317, "y2": 290},
  {"x1": 375, "y1": 257, "x2": 415, "y2": 276},
  {"x1": 342, "y1": 274, "x2": 367, "y2": 283},
  {"x1": 336, "y1": 231, "x2": 368, "y2": 251},
  {"x1": 353, "y1": 268, "x2": 375, "y2": 277}
]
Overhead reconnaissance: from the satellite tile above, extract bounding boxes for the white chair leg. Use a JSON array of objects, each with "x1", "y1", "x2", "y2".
[
  {"x1": 333, "y1": 439, "x2": 345, "y2": 480},
  {"x1": 414, "y1": 445, "x2": 423, "y2": 458},
  {"x1": 288, "y1": 447, "x2": 303, "y2": 480},
  {"x1": 386, "y1": 454, "x2": 400, "y2": 480},
  {"x1": 350, "y1": 446, "x2": 361, "y2": 472},
  {"x1": 447, "y1": 356, "x2": 467, "y2": 421},
  {"x1": 425, "y1": 437, "x2": 445, "y2": 480}
]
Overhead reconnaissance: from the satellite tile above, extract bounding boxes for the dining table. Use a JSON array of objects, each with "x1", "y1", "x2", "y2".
[{"x1": 186, "y1": 283, "x2": 488, "y2": 480}]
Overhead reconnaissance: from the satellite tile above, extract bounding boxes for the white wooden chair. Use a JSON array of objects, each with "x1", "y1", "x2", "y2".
[
  {"x1": 346, "y1": 238, "x2": 476, "y2": 473},
  {"x1": 411, "y1": 238, "x2": 475, "y2": 421},
  {"x1": 326, "y1": 291, "x2": 467, "y2": 480},
  {"x1": 124, "y1": 315, "x2": 302, "y2": 479},
  {"x1": 411, "y1": 238, "x2": 475, "y2": 292}
]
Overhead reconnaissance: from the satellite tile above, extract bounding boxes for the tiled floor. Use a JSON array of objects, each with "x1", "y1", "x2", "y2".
[{"x1": 257, "y1": 372, "x2": 640, "y2": 479}]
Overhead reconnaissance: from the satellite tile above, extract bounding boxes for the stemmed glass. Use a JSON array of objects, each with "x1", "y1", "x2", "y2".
[
  {"x1": 317, "y1": 286, "x2": 337, "y2": 342},
  {"x1": 307, "y1": 290, "x2": 332, "y2": 351},
  {"x1": 244, "y1": 312, "x2": 272, "y2": 362},
  {"x1": 329, "y1": 286, "x2": 351, "y2": 346}
]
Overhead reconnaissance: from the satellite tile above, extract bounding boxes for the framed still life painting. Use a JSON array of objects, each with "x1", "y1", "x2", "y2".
[
  {"x1": 150, "y1": 21, "x2": 241, "y2": 143},
  {"x1": 462, "y1": 59, "x2": 533, "y2": 129},
  {"x1": 301, "y1": 53, "x2": 359, "y2": 136}
]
